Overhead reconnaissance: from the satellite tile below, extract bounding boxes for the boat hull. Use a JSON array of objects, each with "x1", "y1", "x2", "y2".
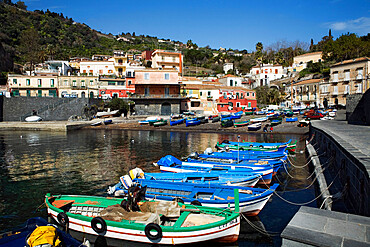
[{"x1": 46, "y1": 196, "x2": 241, "y2": 245}]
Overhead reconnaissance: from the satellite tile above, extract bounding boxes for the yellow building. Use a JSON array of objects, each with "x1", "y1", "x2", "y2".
[
  {"x1": 329, "y1": 57, "x2": 370, "y2": 106},
  {"x1": 292, "y1": 79, "x2": 321, "y2": 107},
  {"x1": 8, "y1": 74, "x2": 58, "y2": 97}
]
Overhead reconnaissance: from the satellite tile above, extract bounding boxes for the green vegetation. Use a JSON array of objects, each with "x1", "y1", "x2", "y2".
[{"x1": 255, "y1": 86, "x2": 283, "y2": 105}]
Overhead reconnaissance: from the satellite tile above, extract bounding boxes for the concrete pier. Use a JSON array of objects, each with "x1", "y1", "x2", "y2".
[
  {"x1": 0, "y1": 121, "x2": 90, "y2": 132},
  {"x1": 281, "y1": 206, "x2": 370, "y2": 247}
]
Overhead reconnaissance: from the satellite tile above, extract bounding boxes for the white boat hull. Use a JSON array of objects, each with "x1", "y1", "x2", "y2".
[{"x1": 48, "y1": 208, "x2": 240, "y2": 245}]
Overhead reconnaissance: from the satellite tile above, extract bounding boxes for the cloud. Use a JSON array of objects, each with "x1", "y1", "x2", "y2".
[{"x1": 325, "y1": 17, "x2": 370, "y2": 34}]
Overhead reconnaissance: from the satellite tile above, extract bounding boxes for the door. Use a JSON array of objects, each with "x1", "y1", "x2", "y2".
[{"x1": 161, "y1": 102, "x2": 171, "y2": 115}]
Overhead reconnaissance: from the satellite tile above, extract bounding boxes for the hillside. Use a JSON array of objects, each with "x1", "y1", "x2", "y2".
[{"x1": 0, "y1": 2, "x2": 181, "y2": 66}]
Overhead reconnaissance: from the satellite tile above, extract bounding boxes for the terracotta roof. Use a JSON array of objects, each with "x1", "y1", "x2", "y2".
[
  {"x1": 222, "y1": 74, "x2": 240, "y2": 78},
  {"x1": 251, "y1": 64, "x2": 282, "y2": 69},
  {"x1": 331, "y1": 57, "x2": 370, "y2": 67},
  {"x1": 294, "y1": 79, "x2": 321, "y2": 85},
  {"x1": 294, "y1": 52, "x2": 322, "y2": 58},
  {"x1": 182, "y1": 77, "x2": 200, "y2": 81}
]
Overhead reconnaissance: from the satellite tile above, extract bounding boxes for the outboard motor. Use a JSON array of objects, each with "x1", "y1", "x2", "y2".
[
  {"x1": 188, "y1": 152, "x2": 199, "y2": 159},
  {"x1": 204, "y1": 147, "x2": 213, "y2": 155}
]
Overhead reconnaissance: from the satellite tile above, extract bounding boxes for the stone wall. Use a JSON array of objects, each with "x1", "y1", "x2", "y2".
[
  {"x1": 2, "y1": 97, "x2": 101, "y2": 121},
  {"x1": 133, "y1": 98, "x2": 181, "y2": 116},
  {"x1": 310, "y1": 126, "x2": 369, "y2": 216},
  {"x1": 346, "y1": 89, "x2": 370, "y2": 125}
]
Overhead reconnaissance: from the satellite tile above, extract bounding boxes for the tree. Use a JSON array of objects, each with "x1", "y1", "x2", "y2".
[
  {"x1": 108, "y1": 98, "x2": 129, "y2": 116},
  {"x1": 18, "y1": 27, "x2": 41, "y2": 73},
  {"x1": 15, "y1": 1, "x2": 27, "y2": 10}
]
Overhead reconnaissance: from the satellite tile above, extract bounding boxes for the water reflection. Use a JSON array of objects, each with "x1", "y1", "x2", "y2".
[{"x1": 0, "y1": 130, "x2": 314, "y2": 246}]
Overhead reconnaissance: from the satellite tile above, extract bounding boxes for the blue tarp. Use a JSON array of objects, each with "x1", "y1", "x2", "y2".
[{"x1": 157, "y1": 155, "x2": 182, "y2": 167}]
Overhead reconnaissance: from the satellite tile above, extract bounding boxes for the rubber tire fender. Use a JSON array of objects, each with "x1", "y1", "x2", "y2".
[
  {"x1": 239, "y1": 148, "x2": 244, "y2": 151},
  {"x1": 144, "y1": 223, "x2": 162, "y2": 241},
  {"x1": 259, "y1": 145, "x2": 264, "y2": 148},
  {"x1": 172, "y1": 198, "x2": 184, "y2": 204},
  {"x1": 91, "y1": 217, "x2": 107, "y2": 234},
  {"x1": 190, "y1": 200, "x2": 202, "y2": 206},
  {"x1": 57, "y1": 212, "x2": 69, "y2": 227}
]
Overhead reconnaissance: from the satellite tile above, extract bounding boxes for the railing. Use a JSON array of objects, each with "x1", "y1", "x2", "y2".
[
  {"x1": 356, "y1": 74, "x2": 363, "y2": 80},
  {"x1": 129, "y1": 94, "x2": 184, "y2": 99}
]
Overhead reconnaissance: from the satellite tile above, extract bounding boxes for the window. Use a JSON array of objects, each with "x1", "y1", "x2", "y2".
[
  {"x1": 191, "y1": 102, "x2": 200, "y2": 107},
  {"x1": 344, "y1": 70, "x2": 350, "y2": 81},
  {"x1": 208, "y1": 91, "x2": 211, "y2": 96},
  {"x1": 230, "y1": 80, "x2": 233, "y2": 86},
  {"x1": 252, "y1": 93, "x2": 255, "y2": 97},
  {"x1": 247, "y1": 92, "x2": 250, "y2": 97},
  {"x1": 12, "y1": 90, "x2": 19, "y2": 96},
  {"x1": 164, "y1": 87, "x2": 170, "y2": 96},
  {"x1": 128, "y1": 80, "x2": 132, "y2": 86},
  {"x1": 38, "y1": 79, "x2": 42, "y2": 87},
  {"x1": 127, "y1": 71, "x2": 132, "y2": 77},
  {"x1": 13, "y1": 79, "x2": 17, "y2": 84},
  {"x1": 81, "y1": 80, "x2": 85, "y2": 87},
  {"x1": 275, "y1": 69, "x2": 278, "y2": 74},
  {"x1": 27, "y1": 90, "x2": 31, "y2": 97},
  {"x1": 164, "y1": 73, "x2": 169, "y2": 80},
  {"x1": 256, "y1": 70, "x2": 259, "y2": 74},
  {"x1": 236, "y1": 93, "x2": 239, "y2": 99},
  {"x1": 236, "y1": 102, "x2": 240, "y2": 107},
  {"x1": 200, "y1": 92, "x2": 203, "y2": 96},
  {"x1": 108, "y1": 81, "x2": 116, "y2": 85},
  {"x1": 144, "y1": 73, "x2": 150, "y2": 80},
  {"x1": 207, "y1": 102, "x2": 212, "y2": 107},
  {"x1": 38, "y1": 90, "x2": 42, "y2": 97},
  {"x1": 26, "y1": 79, "x2": 30, "y2": 86},
  {"x1": 64, "y1": 80, "x2": 68, "y2": 86},
  {"x1": 99, "y1": 70, "x2": 103, "y2": 74},
  {"x1": 248, "y1": 102, "x2": 251, "y2": 108},
  {"x1": 49, "y1": 90, "x2": 57, "y2": 97},
  {"x1": 144, "y1": 87, "x2": 150, "y2": 96},
  {"x1": 50, "y1": 79, "x2": 54, "y2": 87},
  {"x1": 333, "y1": 72, "x2": 338, "y2": 82},
  {"x1": 117, "y1": 81, "x2": 124, "y2": 86},
  {"x1": 83, "y1": 70, "x2": 86, "y2": 73},
  {"x1": 90, "y1": 80, "x2": 94, "y2": 86},
  {"x1": 73, "y1": 80, "x2": 77, "y2": 87},
  {"x1": 108, "y1": 70, "x2": 113, "y2": 73}
]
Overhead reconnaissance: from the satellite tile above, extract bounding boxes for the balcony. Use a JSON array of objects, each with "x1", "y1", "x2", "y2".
[
  {"x1": 343, "y1": 77, "x2": 350, "y2": 83},
  {"x1": 207, "y1": 96, "x2": 213, "y2": 101},
  {"x1": 356, "y1": 74, "x2": 363, "y2": 80},
  {"x1": 129, "y1": 94, "x2": 184, "y2": 99},
  {"x1": 332, "y1": 91, "x2": 338, "y2": 96}
]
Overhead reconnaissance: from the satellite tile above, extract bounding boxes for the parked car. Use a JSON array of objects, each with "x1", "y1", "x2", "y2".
[{"x1": 306, "y1": 112, "x2": 324, "y2": 119}]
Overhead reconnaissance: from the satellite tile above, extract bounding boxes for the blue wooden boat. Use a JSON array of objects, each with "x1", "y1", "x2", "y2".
[
  {"x1": 155, "y1": 155, "x2": 276, "y2": 183},
  {"x1": 185, "y1": 119, "x2": 201, "y2": 127},
  {"x1": 217, "y1": 139, "x2": 291, "y2": 149},
  {"x1": 170, "y1": 118, "x2": 184, "y2": 126},
  {"x1": 0, "y1": 217, "x2": 83, "y2": 247},
  {"x1": 286, "y1": 117, "x2": 298, "y2": 122},
  {"x1": 144, "y1": 172, "x2": 261, "y2": 187},
  {"x1": 197, "y1": 150, "x2": 287, "y2": 161},
  {"x1": 115, "y1": 179, "x2": 279, "y2": 216}
]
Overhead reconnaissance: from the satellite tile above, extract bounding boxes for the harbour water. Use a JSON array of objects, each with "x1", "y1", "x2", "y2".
[{"x1": 0, "y1": 129, "x2": 316, "y2": 246}]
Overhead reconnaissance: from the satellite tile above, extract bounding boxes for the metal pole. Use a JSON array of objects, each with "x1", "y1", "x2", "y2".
[{"x1": 237, "y1": 135, "x2": 240, "y2": 163}]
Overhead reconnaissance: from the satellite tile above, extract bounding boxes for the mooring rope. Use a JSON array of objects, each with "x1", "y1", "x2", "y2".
[
  {"x1": 283, "y1": 162, "x2": 294, "y2": 178},
  {"x1": 270, "y1": 171, "x2": 340, "y2": 206},
  {"x1": 240, "y1": 213, "x2": 281, "y2": 236}
]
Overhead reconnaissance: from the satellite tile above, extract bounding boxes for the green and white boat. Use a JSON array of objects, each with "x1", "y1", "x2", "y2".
[
  {"x1": 45, "y1": 194, "x2": 240, "y2": 245},
  {"x1": 153, "y1": 120, "x2": 167, "y2": 127}
]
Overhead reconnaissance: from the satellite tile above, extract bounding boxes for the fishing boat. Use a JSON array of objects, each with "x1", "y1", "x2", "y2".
[
  {"x1": 248, "y1": 123, "x2": 262, "y2": 131},
  {"x1": 90, "y1": 121, "x2": 102, "y2": 126},
  {"x1": 216, "y1": 139, "x2": 294, "y2": 152},
  {"x1": 25, "y1": 116, "x2": 42, "y2": 122},
  {"x1": 113, "y1": 180, "x2": 279, "y2": 216},
  {"x1": 45, "y1": 194, "x2": 241, "y2": 245},
  {"x1": 185, "y1": 119, "x2": 201, "y2": 127},
  {"x1": 197, "y1": 149, "x2": 287, "y2": 161},
  {"x1": 138, "y1": 116, "x2": 162, "y2": 125},
  {"x1": 144, "y1": 172, "x2": 261, "y2": 187},
  {"x1": 170, "y1": 118, "x2": 184, "y2": 126},
  {"x1": 211, "y1": 116, "x2": 220, "y2": 122},
  {"x1": 250, "y1": 117, "x2": 268, "y2": 123},
  {"x1": 270, "y1": 119, "x2": 282, "y2": 126},
  {"x1": 103, "y1": 119, "x2": 113, "y2": 125},
  {"x1": 199, "y1": 118, "x2": 209, "y2": 124},
  {"x1": 297, "y1": 119, "x2": 310, "y2": 127},
  {"x1": 221, "y1": 119, "x2": 234, "y2": 127},
  {"x1": 208, "y1": 114, "x2": 219, "y2": 120},
  {"x1": 284, "y1": 111, "x2": 294, "y2": 117},
  {"x1": 234, "y1": 120, "x2": 250, "y2": 127},
  {"x1": 0, "y1": 217, "x2": 83, "y2": 247},
  {"x1": 153, "y1": 120, "x2": 167, "y2": 127},
  {"x1": 286, "y1": 117, "x2": 298, "y2": 122}
]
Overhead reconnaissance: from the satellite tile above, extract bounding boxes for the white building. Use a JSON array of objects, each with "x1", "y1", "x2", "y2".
[
  {"x1": 80, "y1": 61, "x2": 115, "y2": 76},
  {"x1": 218, "y1": 75, "x2": 243, "y2": 87},
  {"x1": 223, "y1": 63, "x2": 233, "y2": 74},
  {"x1": 250, "y1": 64, "x2": 285, "y2": 88}
]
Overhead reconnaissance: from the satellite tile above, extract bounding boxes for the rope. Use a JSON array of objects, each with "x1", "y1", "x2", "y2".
[
  {"x1": 287, "y1": 152, "x2": 326, "y2": 169},
  {"x1": 283, "y1": 162, "x2": 294, "y2": 178},
  {"x1": 270, "y1": 170, "x2": 340, "y2": 206},
  {"x1": 240, "y1": 213, "x2": 281, "y2": 236}
]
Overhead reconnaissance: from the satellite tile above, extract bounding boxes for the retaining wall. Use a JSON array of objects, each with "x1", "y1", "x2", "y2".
[
  {"x1": 2, "y1": 97, "x2": 101, "y2": 121},
  {"x1": 310, "y1": 125, "x2": 369, "y2": 216}
]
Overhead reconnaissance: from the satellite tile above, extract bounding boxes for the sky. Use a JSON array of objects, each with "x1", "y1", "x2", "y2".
[{"x1": 23, "y1": 0, "x2": 370, "y2": 52}]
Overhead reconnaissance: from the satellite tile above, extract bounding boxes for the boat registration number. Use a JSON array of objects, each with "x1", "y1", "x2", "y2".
[{"x1": 218, "y1": 218, "x2": 238, "y2": 229}]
